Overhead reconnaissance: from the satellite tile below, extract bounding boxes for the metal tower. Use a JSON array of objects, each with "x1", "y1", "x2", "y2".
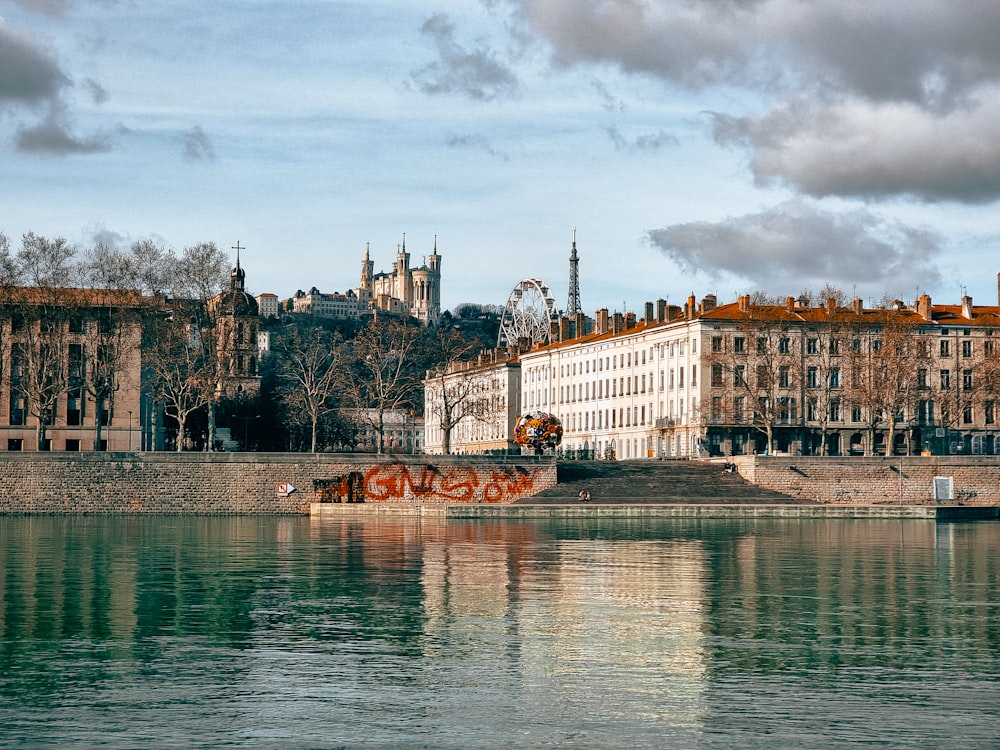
[{"x1": 566, "y1": 230, "x2": 582, "y2": 316}]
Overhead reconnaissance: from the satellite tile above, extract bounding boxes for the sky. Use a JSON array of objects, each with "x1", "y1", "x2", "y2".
[{"x1": 3, "y1": 0, "x2": 1000, "y2": 316}]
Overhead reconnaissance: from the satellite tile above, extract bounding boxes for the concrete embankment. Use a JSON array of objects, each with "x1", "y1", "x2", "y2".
[{"x1": 0, "y1": 452, "x2": 555, "y2": 514}]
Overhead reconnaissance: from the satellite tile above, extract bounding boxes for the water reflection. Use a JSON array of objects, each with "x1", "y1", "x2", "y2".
[{"x1": 1, "y1": 516, "x2": 998, "y2": 748}]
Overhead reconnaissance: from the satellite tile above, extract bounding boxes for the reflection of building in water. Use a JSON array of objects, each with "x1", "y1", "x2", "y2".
[
  {"x1": 513, "y1": 541, "x2": 709, "y2": 728},
  {"x1": 416, "y1": 529, "x2": 710, "y2": 730}
]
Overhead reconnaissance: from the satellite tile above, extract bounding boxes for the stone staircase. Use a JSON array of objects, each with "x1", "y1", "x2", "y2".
[{"x1": 521, "y1": 459, "x2": 805, "y2": 504}]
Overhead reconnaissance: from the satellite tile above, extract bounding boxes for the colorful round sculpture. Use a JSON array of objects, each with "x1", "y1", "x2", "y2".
[{"x1": 514, "y1": 411, "x2": 563, "y2": 453}]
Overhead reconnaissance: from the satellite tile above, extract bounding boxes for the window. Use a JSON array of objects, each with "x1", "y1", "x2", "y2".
[
  {"x1": 711, "y1": 363, "x2": 724, "y2": 387},
  {"x1": 733, "y1": 396, "x2": 744, "y2": 423},
  {"x1": 963, "y1": 406, "x2": 974, "y2": 425},
  {"x1": 807, "y1": 367, "x2": 818, "y2": 388},
  {"x1": 917, "y1": 368, "x2": 928, "y2": 389},
  {"x1": 829, "y1": 368, "x2": 840, "y2": 388},
  {"x1": 963, "y1": 369, "x2": 973, "y2": 391},
  {"x1": 778, "y1": 337, "x2": 790, "y2": 354},
  {"x1": 986, "y1": 401, "x2": 995, "y2": 425},
  {"x1": 829, "y1": 339, "x2": 840, "y2": 355},
  {"x1": 940, "y1": 369, "x2": 951, "y2": 389},
  {"x1": 807, "y1": 338, "x2": 819, "y2": 355},
  {"x1": 851, "y1": 404, "x2": 862, "y2": 423},
  {"x1": 962, "y1": 340, "x2": 973, "y2": 358},
  {"x1": 756, "y1": 365, "x2": 768, "y2": 388},
  {"x1": 829, "y1": 399, "x2": 841, "y2": 421},
  {"x1": 779, "y1": 365, "x2": 790, "y2": 388},
  {"x1": 712, "y1": 335, "x2": 723, "y2": 352},
  {"x1": 691, "y1": 366, "x2": 697, "y2": 387},
  {"x1": 757, "y1": 337, "x2": 767, "y2": 354},
  {"x1": 711, "y1": 396, "x2": 722, "y2": 421},
  {"x1": 733, "y1": 336, "x2": 745, "y2": 354},
  {"x1": 940, "y1": 339, "x2": 951, "y2": 357},
  {"x1": 734, "y1": 365, "x2": 746, "y2": 386}
]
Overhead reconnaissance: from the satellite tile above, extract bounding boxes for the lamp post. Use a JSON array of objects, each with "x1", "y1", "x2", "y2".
[{"x1": 234, "y1": 414, "x2": 260, "y2": 451}]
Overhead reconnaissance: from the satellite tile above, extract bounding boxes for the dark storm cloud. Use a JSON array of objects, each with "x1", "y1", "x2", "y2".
[
  {"x1": 15, "y1": 105, "x2": 111, "y2": 154},
  {"x1": 181, "y1": 126, "x2": 215, "y2": 161},
  {"x1": 646, "y1": 201, "x2": 943, "y2": 295},
  {"x1": 508, "y1": 0, "x2": 1000, "y2": 204},
  {"x1": 412, "y1": 14, "x2": 518, "y2": 101},
  {"x1": 0, "y1": 23, "x2": 68, "y2": 105}
]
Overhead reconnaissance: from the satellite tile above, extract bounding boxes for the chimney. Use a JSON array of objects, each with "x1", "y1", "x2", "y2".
[
  {"x1": 738, "y1": 295, "x2": 751, "y2": 313},
  {"x1": 644, "y1": 301, "x2": 654, "y2": 323},
  {"x1": 852, "y1": 297, "x2": 864, "y2": 315},
  {"x1": 559, "y1": 316, "x2": 571, "y2": 341},
  {"x1": 962, "y1": 295, "x2": 973, "y2": 320},
  {"x1": 657, "y1": 298, "x2": 667, "y2": 323},
  {"x1": 893, "y1": 299, "x2": 905, "y2": 311},
  {"x1": 596, "y1": 308, "x2": 609, "y2": 335},
  {"x1": 826, "y1": 297, "x2": 836, "y2": 314},
  {"x1": 701, "y1": 294, "x2": 717, "y2": 312},
  {"x1": 612, "y1": 312, "x2": 624, "y2": 335},
  {"x1": 686, "y1": 293, "x2": 696, "y2": 320},
  {"x1": 549, "y1": 319, "x2": 560, "y2": 342},
  {"x1": 917, "y1": 293, "x2": 932, "y2": 321},
  {"x1": 625, "y1": 312, "x2": 636, "y2": 329},
  {"x1": 574, "y1": 311, "x2": 586, "y2": 336},
  {"x1": 786, "y1": 296, "x2": 795, "y2": 311}
]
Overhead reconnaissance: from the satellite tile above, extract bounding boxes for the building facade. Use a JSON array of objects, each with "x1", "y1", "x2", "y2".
[
  {"x1": 423, "y1": 353, "x2": 521, "y2": 455},
  {"x1": 514, "y1": 287, "x2": 1000, "y2": 459},
  {"x1": 0, "y1": 287, "x2": 154, "y2": 451}
]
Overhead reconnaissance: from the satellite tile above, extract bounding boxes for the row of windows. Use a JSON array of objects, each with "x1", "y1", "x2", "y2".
[{"x1": 711, "y1": 334, "x2": 996, "y2": 359}]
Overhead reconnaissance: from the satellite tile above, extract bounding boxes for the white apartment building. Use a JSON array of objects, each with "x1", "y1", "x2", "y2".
[
  {"x1": 423, "y1": 355, "x2": 521, "y2": 455},
  {"x1": 519, "y1": 300, "x2": 708, "y2": 460}
]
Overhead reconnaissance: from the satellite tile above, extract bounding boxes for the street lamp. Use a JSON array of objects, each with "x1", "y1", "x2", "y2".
[{"x1": 233, "y1": 414, "x2": 260, "y2": 451}]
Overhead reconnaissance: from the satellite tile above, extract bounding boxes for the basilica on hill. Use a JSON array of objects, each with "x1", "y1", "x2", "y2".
[{"x1": 359, "y1": 235, "x2": 442, "y2": 326}]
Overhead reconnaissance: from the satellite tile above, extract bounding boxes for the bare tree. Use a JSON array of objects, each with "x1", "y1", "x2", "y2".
[
  {"x1": 147, "y1": 302, "x2": 216, "y2": 451},
  {"x1": 345, "y1": 319, "x2": 421, "y2": 453},
  {"x1": 422, "y1": 326, "x2": 484, "y2": 454},
  {"x1": 706, "y1": 303, "x2": 801, "y2": 454},
  {"x1": 275, "y1": 326, "x2": 344, "y2": 453}
]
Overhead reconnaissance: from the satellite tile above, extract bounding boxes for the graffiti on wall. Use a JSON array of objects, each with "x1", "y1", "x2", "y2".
[{"x1": 315, "y1": 463, "x2": 543, "y2": 504}]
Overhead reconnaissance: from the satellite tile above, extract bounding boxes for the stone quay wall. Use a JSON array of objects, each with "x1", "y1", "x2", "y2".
[
  {"x1": 0, "y1": 453, "x2": 556, "y2": 514},
  {"x1": 737, "y1": 455, "x2": 1000, "y2": 505}
]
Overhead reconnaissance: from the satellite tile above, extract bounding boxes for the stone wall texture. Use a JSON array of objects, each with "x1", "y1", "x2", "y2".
[
  {"x1": 0, "y1": 453, "x2": 556, "y2": 514},
  {"x1": 736, "y1": 455, "x2": 1000, "y2": 505}
]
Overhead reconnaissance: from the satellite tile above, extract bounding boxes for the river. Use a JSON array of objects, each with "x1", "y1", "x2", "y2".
[{"x1": 1, "y1": 515, "x2": 998, "y2": 748}]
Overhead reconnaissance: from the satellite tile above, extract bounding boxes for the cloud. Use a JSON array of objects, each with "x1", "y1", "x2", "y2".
[
  {"x1": 181, "y1": 126, "x2": 215, "y2": 161},
  {"x1": 646, "y1": 201, "x2": 943, "y2": 296},
  {"x1": 412, "y1": 13, "x2": 518, "y2": 101},
  {"x1": 445, "y1": 133, "x2": 509, "y2": 161},
  {"x1": 12, "y1": 0, "x2": 71, "y2": 17},
  {"x1": 506, "y1": 1, "x2": 1000, "y2": 203},
  {"x1": 512, "y1": 1, "x2": 1000, "y2": 108},
  {"x1": 712, "y1": 95, "x2": 1000, "y2": 203},
  {"x1": 15, "y1": 105, "x2": 112, "y2": 154},
  {"x1": 83, "y1": 78, "x2": 109, "y2": 105},
  {"x1": 0, "y1": 22, "x2": 68, "y2": 105},
  {"x1": 604, "y1": 124, "x2": 677, "y2": 153}
]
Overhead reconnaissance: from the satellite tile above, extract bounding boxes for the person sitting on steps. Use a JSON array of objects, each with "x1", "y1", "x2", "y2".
[{"x1": 578, "y1": 489, "x2": 592, "y2": 502}]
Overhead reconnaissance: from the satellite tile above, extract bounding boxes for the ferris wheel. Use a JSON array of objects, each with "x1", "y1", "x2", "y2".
[{"x1": 497, "y1": 278, "x2": 560, "y2": 348}]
